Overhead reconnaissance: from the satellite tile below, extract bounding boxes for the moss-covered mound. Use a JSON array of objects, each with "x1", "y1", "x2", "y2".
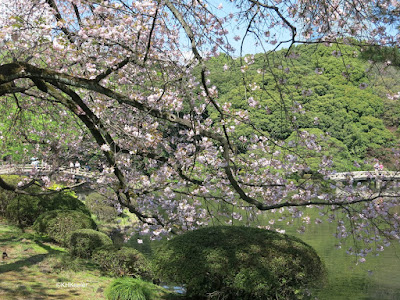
[
  {"x1": 33, "y1": 210, "x2": 97, "y2": 245},
  {"x1": 154, "y1": 226, "x2": 325, "y2": 300}
]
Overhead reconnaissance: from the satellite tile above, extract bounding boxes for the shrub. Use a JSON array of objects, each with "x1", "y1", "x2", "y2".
[
  {"x1": 0, "y1": 175, "x2": 19, "y2": 216},
  {"x1": 33, "y1": 210, "x2": 97, "y2": 245},
  {"x1": 92, "y1": 245, "x2": 153, "y2": 279},
  {"x1": 42, "y1": 189, "x2": 91, "y2": 215},
  {"x1": 4, "y1": 193, "x2": 40, "y2": 226},
  {"x1": 154, "y1": 226, "x2": 325, "y2": 300},
  {"x1": 1, "y1": 175, "x2": 90, "y2": 226},
  {"x1": 68, "y1": 229, "x2": 112, "y2": 258},
  {"x1": 105, "y1": 277, "x2": 165, "y2": 300}
]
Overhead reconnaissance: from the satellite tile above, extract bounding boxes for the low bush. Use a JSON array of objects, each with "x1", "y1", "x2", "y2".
[
  {"x1": 105, "y1": 277, "x2": 165, "y2": 300},
  {"x1": 92, "y1": 245, "x2": 153, "y2": 279},
  {"x1": 33, "y1": 210, "x2": 97, "y2": 245},
  {"x1": 44, "y1": 190, "x2": 90, "y2": 215},
  {"x1": 1, "y1": 175, "x2": 90, "y2": 226},
  {"x1": 154, "y1": 226, "x2": 325, "y2": 300},
  {"x1": 68, "y1": 229, "x2": 112, "y2": 258}
]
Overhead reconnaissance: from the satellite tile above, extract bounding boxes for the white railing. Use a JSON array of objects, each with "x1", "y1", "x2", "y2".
[
  {"x1": 327, "y1": 171, "x2": 400, "y2": 182},
  {"x1": 0, "y1": 164, "x2": 96, "y2": 179},
  {"x1": 2, "y1": 164, "x2": 400, "y2": 184}
]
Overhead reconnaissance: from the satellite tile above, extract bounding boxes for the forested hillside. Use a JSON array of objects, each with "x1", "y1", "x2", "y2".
[{"x1": 203, "y1": 43, "x2": 400, "y2": 171}]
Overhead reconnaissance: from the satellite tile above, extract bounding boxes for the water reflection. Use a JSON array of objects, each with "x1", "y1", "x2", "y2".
[{"x1": 264, "y1": 213, "x2": 400, "y2": 299}]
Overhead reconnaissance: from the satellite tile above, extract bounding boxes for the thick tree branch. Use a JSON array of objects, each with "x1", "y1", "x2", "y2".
[
  {"x1": 28, "y1": 79, "x2": 178, "y2": 230},
  {"x1": 0, "y1": 175, "x2": 86, "y2": 195}
]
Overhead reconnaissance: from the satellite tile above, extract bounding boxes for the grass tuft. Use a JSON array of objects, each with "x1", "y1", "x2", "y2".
[{"x1": 105, "y1": 277, "x2": 165, "y2": 300}]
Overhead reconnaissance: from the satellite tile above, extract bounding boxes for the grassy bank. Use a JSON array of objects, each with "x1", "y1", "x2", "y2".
[{"x1": 0, "y1": 218, "x2": 113, "y2": 299}]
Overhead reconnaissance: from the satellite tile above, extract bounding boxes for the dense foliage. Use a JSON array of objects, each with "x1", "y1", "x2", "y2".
[
  {"x1": 33, "y1": 209, "x2": 97, "y2": 245},
  {"x1": 154, "y1": 226, "x2": 325, "y2": 299},
  {"x1": 68, "y1": 229, "x2": 113, "y2": 258},
  {"x1": 92, "y1": 245, "x2": 153, "y2": 279},
  {"x1": 0, "y1": 175, "x2": 90, "y2": 226},
  {"x1": 205, "y1": 44, "x2": 400, "y2": 168}
]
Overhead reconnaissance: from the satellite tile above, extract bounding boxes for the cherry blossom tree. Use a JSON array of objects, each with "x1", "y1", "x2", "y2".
[{"x1": 0, "y1": 0, "x2": 399, "y2": 257}]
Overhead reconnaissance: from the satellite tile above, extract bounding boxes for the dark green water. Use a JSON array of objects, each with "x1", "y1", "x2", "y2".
[{"x1": 264, "y1": 213, "x2": 400, "y2": 300}]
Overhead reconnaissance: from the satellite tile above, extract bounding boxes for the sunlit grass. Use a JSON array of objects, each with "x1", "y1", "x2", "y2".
[
  {"x1": 105, "y1": 277, "x2": 168, "y2": 300},
  {"x1": 0, "y1": 221, "x2": 113, "y2": 299}
]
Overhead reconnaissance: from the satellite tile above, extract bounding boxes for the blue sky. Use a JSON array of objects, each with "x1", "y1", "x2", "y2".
[{"x1": 205, "y1": 0, "x2": 294, "y2": 56}]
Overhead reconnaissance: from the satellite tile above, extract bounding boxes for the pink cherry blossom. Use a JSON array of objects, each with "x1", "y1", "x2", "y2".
[{"x1": 0, "y1": 0, "x2": 398, "y2": 261}]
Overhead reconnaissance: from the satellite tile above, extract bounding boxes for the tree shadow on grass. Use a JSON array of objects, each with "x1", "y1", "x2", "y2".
[
  {"x1": 0, "y1": 238, "x2": 65, "y2": 274},
  {"x1": 0, "y1": 253, "x2": 88, "y2": 299},
  {"x1": 0, "y1": 277, "x2": 72, "y2": 299},
  {"x1": 0, "y1": 236, "x2": 19, "y2": 244},
  {"x1": 0, "y1": 232, "x2": 52, "y2": 244},
  {"x1": 34, "y1": 240, "x2": 65, "y2": 254},
  {"x1": 0, "y1": 253, "x2": 47, "y2": 273}
]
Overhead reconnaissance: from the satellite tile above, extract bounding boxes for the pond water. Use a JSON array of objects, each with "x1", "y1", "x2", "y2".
[{"x1": 264, "y1": 213, "x2": 400, "y2": 299}]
